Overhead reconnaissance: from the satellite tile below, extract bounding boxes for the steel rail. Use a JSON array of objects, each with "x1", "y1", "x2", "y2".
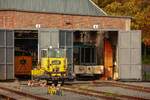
[
  {"x1": 62, "y1": 85, "x2": 149, "y2": 100},
  {"x1": 0, "y1": 94, "x2": 15, "y2": 100},
  {"x1": 62, "y1": 86, "x2": 119, "y2": 100},
  {"x1": 93, "y1": 81, "x2": 150, "y2": 93},
  {"x1": 0, "y1": 85, "x2": 49, "y2": 100}
]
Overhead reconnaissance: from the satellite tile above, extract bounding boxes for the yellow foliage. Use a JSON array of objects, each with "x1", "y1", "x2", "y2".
[{"x1": 92, "y1": 0, "x2": 150, "y2": 41}]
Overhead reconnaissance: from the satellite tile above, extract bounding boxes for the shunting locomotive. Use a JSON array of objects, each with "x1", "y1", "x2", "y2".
[{"x1": 31, "y1": 48, "x2": 69, "y2": 84}]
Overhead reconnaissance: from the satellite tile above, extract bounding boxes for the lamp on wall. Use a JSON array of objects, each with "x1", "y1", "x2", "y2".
[
  {"x1": 93, "y1": 24, "x2": 99, "y2": 29},
  {"x1": 35, "y1": 24, "x2": 41, "y2": 28}
]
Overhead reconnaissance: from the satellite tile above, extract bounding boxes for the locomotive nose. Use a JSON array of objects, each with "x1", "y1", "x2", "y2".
[{"x1": 53, "y1": 67, "x2": 59, "y2": 72}]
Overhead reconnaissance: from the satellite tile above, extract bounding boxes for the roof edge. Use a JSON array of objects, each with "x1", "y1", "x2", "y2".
[
  {"x1": 105, "y1": 15, "x2": 132, "y2": 19},
  {"x1": 89, "y1": 0, "x2": 107, "y2": 16},
  {"x1": 0, "y1": 9, "x2": 131, "y2": 19}
]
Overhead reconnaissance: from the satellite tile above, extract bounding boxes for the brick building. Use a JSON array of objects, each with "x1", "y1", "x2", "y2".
[{"x1": 0, "y1": 0, "x2": 142, "y2": 81}]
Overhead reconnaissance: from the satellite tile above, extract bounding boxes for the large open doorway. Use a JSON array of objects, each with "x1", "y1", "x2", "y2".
[
  {"x1": 14, "y1": 30, "x2": 38, "y2": 79},
  {"x1": 103, "y1": 31, "x2": 118, "y2": 80},
  {"x1": 73, "y1": 30, "x2": 104, "y2": 80},
  {"x1": 73, "y1": 30, "x2": 118, "y2": 80}
]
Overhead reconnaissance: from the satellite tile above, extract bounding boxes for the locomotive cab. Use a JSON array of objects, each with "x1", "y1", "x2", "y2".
[{"x1": 32, "y1": 48, "x2": 68, "y2": 84}]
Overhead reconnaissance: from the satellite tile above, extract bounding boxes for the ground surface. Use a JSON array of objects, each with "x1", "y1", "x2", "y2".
[
  {"x1": 0, "y1": 81, "x2": 150, "y2": 100},
  {"x1": 0, "y1": 81, "x2": 100, "y2": 100},
  {"x1": 78, "y1": 84, "x2": 150, "y2": 99},
  {"x1": 125, "y1": 82, "x2": 150, "y2": 87}
]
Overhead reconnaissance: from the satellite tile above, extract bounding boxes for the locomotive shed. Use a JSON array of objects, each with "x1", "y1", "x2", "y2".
[{"x1": 0, "y1": 0, "x2": 142, "y2": 81}]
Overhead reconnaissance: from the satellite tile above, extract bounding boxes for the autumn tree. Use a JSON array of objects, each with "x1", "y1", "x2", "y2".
[
  {"x1": 93, "y1": 0, "x2": 150, "y2": 63},
  {"x1": 93, "y1": 0, "x2": 150, "y2": 43}
]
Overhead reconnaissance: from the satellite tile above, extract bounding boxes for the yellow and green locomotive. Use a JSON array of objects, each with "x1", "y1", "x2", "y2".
[{"x1": 31, "y1": 48, "x2": 68, "y2": 84}]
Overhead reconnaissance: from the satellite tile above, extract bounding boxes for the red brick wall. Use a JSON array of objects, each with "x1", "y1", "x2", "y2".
[
  {"x1": 0, "y1": 11, "x2": 15, "y2": 28},
  {"x1": 0, "y1": 11, "x2": 128, "y2": 30}
]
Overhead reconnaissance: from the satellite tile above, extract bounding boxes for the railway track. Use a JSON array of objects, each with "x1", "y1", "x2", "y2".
[
  {"x1": 0, "y1": 81, "x2": 149, "y2": 100},
  {"x1": 62, "y1": 85, "x2": 149, "y2": 100},
  {"x1": 62, "y1": 81, "x2": 150, "y2": 100},
  {"x1": 93, "y1": 81, "x2": 150, "y2": 93},
  {"x1": 0, "y1": 85, "x2": 48, "y2": 100}
]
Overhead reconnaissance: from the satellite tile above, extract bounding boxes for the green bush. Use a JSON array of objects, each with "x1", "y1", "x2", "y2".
[
  {"x1": 142, "y1": 55, "x2": 150, "y2": 64},
  {"x1": 143, "y1": 72, "x2": 150, "y2": 80}
]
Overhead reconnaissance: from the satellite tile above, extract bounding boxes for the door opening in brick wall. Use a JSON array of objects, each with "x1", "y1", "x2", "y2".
[
  {"x1": 73, "y1": 30, "x2": 118, "y2": 80},
  {"x1": 14, "y1": 30, "x2": 38, "y2": 79},
  {"x1": 102, "y1": 31, "x2": 118, "y2": 80}
]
